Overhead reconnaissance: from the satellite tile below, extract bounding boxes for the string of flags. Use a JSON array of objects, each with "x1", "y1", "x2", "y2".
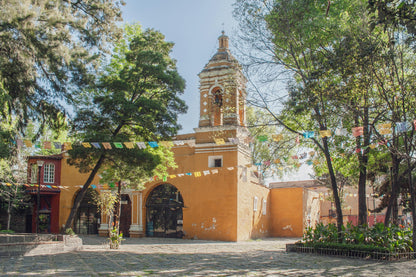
[
  {"x1": 9, "y1": 119, "x2": 416, "y2": 151},
  {"x1": 0, "y1": 166, "x2": 238, "y2": 191},
  {"x1": 92, "y1": 166, "x2": 237, "y2": 190},
  {"x1": 0, "y1": 182, "x2": 68, "y2": 190}
]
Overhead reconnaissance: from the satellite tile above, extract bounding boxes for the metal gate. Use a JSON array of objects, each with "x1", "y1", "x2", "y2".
[{"x1": 145, "y1": 184, "x2": 184, "y2": 238}]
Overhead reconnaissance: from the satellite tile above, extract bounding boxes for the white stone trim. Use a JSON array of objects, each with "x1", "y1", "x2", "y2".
[
  {"x1": 98, "y1": 223, "x2": 109, "y2": 231},
  {"x1": 129, "y1": 224, "x2": 143, "y2": 232}
]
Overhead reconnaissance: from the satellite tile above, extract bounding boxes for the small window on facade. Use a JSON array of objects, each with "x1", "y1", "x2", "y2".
[
  {"x1": 43, "y1": 163, "x2": 55, "y2": 183},
  {"x1": 214, "y1": 158, "x2": 222, "y2": 167},
  {"x1": 208, "y1": 156, "x2": 223, "y2": 168},
  {"x1": 262, "y1": 199, "x2": 267, "y2": 215},
  {"x1": 253, "y1": 196, "x2": 258, "y2": 212},
  {"x1": 30, "y1": 164, "x2": 38, "y2": 183}
]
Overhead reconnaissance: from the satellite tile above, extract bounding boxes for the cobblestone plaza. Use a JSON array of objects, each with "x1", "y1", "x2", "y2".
[{"x1": 1, "y1": 236, "x2": 415, "y2": 276}]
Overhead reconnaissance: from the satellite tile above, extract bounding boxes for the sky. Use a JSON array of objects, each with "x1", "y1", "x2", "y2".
[
  {"x1": 121, "y1": 0, "x2": 238, "y2": 134},
  {"x1": 121, "y1": 1, "x2": 313, "y2": 181}
]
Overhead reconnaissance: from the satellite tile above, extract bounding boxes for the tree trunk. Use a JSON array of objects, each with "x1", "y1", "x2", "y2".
[
  {"x1": 113, "y1": 180, "x2": 122, "y2": 235},
  {"x1": 405, "y1": 158, "x2": 416, "y2": 247},
  {"x1": 7, "y1": 198, "x2": 11, "y2": 230},
  {"x1": 64, "y1": 154, "x2": 106, "y2": 231},
  {"x1": 355, "y1": 110, "x2": 369, "y2": 226},
  {"x1": 385, "y1": 155, "x2": 399, "y2": 225},
  {"x1": 323, "y1": 137, "x2": 343, "y2": 241}
]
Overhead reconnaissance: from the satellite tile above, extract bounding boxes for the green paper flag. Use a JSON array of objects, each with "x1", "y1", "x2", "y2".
[
  {"x1": 257, "y1": 135, "x2": 268, "y2": 142},
  {"x1": 114, "y1": 142, "x2": 123, "y2": 148}
]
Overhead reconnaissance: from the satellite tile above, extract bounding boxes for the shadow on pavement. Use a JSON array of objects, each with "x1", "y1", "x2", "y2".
[{"x1": 1, "y1": 248, "x2": 408, "y2": 276}]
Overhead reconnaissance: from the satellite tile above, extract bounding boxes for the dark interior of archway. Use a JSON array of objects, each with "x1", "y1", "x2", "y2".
[
  {"x1": 74, "y1": 188, "x2": 100, "y2": 235},
  {"x1": 146, "y1": 184, "x2": 184, "y2": 238}
]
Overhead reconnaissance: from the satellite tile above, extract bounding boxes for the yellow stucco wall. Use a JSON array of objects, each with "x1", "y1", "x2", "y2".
[
  {"x1": 138, "y1": 137, "x2": 240, "y2": 241},
  {"x1": 59, "y1": 154, "x2": 101, "y2": 230},
  {"x1": 270, "y1": 187, "x2": 304, "y2": 237},
  {"x1": 237, "y1": 179, "x2": 270, "y2": 240}
]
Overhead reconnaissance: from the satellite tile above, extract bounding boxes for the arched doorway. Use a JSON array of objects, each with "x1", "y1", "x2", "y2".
[
  {"x1": 146, "y1": 184, "x2": 184, "y2": 238},
  {"x1": 74, "y1": 188, "x2": 100, "y2": 235}
]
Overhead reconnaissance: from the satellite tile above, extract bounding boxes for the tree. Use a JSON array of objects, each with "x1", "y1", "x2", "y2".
[
  {"x1": 0, "y1": 0, "x2": 124, "y2": 137},
  {"x1": 234, "y1": 0, "x2": 361, "y2": 237},
  {"x1": 246, "y1": 105, "x2": 303, "y2": 181},
  {"x1": 0, "y1": 153, "x2": 30, "y2": 231},
  {"x1": 99, "y1": 144, "x2": 177, "y2": 236},
  {"x1": 64, "y1": 24, "x2": 187, "y2": 230}
]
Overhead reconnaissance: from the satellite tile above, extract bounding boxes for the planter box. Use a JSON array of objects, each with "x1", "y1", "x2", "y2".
[{"x1": 286, "y1": 243, "x2": 416, "y2": 261}]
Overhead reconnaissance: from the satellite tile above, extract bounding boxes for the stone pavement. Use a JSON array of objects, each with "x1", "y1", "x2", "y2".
[{"x1": 0, "y1": 235, "x2": 415, "y2": 276}]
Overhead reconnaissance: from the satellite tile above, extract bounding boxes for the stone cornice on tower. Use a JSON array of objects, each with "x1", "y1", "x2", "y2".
[{"x1": 199, "y1": 31, "x2": 241, "y2": 75}]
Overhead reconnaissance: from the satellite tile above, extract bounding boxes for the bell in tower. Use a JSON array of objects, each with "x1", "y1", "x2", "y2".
[{"x1": 198, "y1": 31, "x2": 247, "y2": 128}]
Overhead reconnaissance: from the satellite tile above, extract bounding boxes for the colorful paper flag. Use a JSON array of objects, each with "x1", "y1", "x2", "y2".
[
  {"x1": 257, "y1": 135, "x2": 268, "y2": 142},
  {"x1": 186, "y1": 141, "x2": 195, "y2": 147},
  {"x1": 122, "y1": 142, "x2": 133, "y2": 149},
  {"x1": 147, "y1": 141, "x2": 158, "y2": 148},
  {"x1": 319, "y1": 130, "x2": 332, "y2": 138},
  {"x1": 303, "y1": 131, "x2": 315, "y2": 139},
  {"x1": 43, "y1": 141, "x2": 51, "y2": 149},
  {"x1": 63, "y1": 142, "x2": 72, "y2": 150},
  {"x1": 352, "y1": 127, "x2": 364, "y2": 137},
  {"x1": 173, "y1": 140, "x2": 185, "y2": 146},
  {"x1": 102, "y1": 142, "x2": 112, "y2": 149},
  {"x1": 395, "y1": 122, "x2": 410, "y2": 133},
  {"x1": 82, "y1": 142, "x2": 92, "y2": 148},
  {"x1": 91, "y1": 142, "x2": 101, "y2": 149},
  {"x1": 272, "y1": 134, "x2": 283, "y2": 142},
  {"x1": 214, "y1": 138, "x2": 226, "y2": 145},
  {"x1": 54, "y1": 142, "x2": 62, "y2": 149},
  {"x1": 136, "y1": 142, "x2": 146, "y2": 149},
  {"x1": 228, "y1": 137, "x2": 239, "y2": 144},
  {"x1": 194, "y1": 172, "x2": 201, "y2": 177},
  {"x1": 24, "y1": 140, "x2": 32, "y2": 147},
  {"x1": 203, "y1": 170, "x2": 211, "y2": 176},
  {"x1": 335, "y1": 128, "x2": 348, "y2": 136},
  {"x1": 160, "y1": 141, "x2": 173, "y2": 148},
  {"x1": 114, "y1": 142, "x2": 124, "y2": 149},
  {"x1": 378, "y1": 123, "x2": 392, "y2": 135}
]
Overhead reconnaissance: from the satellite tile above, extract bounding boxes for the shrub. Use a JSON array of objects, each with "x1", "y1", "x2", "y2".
[
  {"x1": 65, "y1": 228, "x2": 76, "y2": 236},
  {"x1": 301, "y1": 222, "x2": 413, "y2": 252}
]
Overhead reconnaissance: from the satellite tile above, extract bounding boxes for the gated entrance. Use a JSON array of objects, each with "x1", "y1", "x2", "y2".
[
  {"x1": 145, "y1": 184, "x2": 184, "y2": 238},
  {"x1": 74, "y1": 188, "x2": 100, "y2": 235}
]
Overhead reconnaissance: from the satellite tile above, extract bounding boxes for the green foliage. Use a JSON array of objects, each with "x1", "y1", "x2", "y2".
[
  {"x1": 93, "y1": 191, "x2": 118, "y2": 221},
  {"x1": 69, "y1": 23, "x2": 187, "y2": 176},
  {"x1": 109, "y1": 227, "x2": 124, "y2": 249},
  {"x1": 64, "y1": 228, "x2": 76, "y2": 236},
  {"x1": 246, "y1": 106, "x2": 299, "y2": 179},
  {"x1": 0, "y1": 229, "x2": 15, "y2": 234},
  {"x1": 302, "y1": 222, "x2": 413, "y2": 252},
  {"x1": 0, "y1": 0, "x2": 124, "y2": 134}
]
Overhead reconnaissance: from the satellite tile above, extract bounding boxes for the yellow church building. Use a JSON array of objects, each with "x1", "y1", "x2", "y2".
[{"x1": 27, "y1": 32, "x2": 333, "y2": 241}]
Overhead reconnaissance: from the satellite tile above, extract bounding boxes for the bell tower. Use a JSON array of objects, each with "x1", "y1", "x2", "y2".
[{"x1": 198, "y1": 31, "x2": 247, "y2": 128}]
